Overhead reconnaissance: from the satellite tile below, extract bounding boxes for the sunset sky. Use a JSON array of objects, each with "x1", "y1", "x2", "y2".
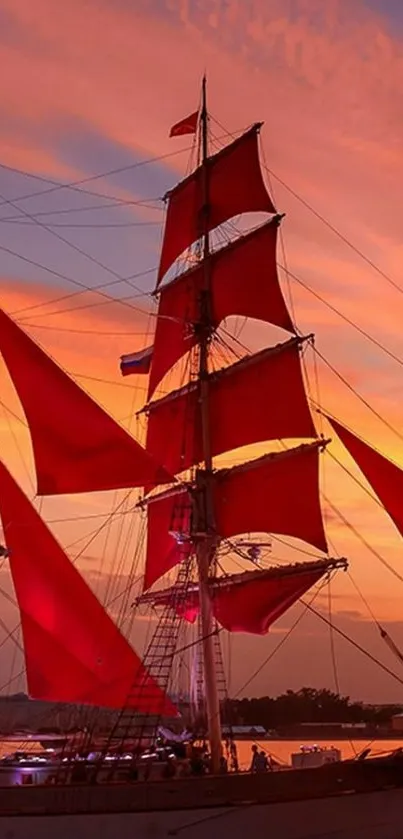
[{"x1": 1, "y1": 0, "x2": 403, "y2": 704}]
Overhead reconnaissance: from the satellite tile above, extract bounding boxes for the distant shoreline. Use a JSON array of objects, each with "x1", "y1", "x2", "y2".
[{"x1": 264, "y1": 732, "x2": 403, "y2": 741}]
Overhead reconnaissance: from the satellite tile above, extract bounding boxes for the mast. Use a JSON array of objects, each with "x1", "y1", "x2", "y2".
[
  {"x1": 195, "y1": 75, "x2": 223, "y2": 773},
  {"x1": 135, "y1": 88, "x2": 340, "y2": 764}
]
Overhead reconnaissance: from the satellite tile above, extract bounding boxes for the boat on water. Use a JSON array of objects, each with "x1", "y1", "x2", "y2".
[{"x1": 1, "y1": 78, "x2": 403, "y2": 836}]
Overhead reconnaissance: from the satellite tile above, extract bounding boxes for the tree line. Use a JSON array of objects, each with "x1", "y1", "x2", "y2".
[{"x1": 225, "y1": 688, "x2": 402, "y2": 728}]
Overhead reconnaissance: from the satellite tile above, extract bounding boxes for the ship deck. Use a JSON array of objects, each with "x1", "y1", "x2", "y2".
[{"x1": 0, "y1": 753, "x2": 402, "y2": 817}]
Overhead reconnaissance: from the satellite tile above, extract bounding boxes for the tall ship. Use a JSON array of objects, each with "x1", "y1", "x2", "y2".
[{"x1": 0, "y1": 80, "x2": 402, "y2": 837}]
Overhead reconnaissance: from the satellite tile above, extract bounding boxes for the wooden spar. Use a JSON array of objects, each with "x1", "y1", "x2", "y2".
[{"x1": 194, "y1": 74, "x2": 223, "y2": 774}]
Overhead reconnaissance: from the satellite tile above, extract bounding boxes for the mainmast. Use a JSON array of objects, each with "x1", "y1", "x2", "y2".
[
  {"x1": 132, "y1": 84, "x2": 347, "y2": 768},
  {"x1": 195, "y1": 75, "x2": 223, "y2": 773}
]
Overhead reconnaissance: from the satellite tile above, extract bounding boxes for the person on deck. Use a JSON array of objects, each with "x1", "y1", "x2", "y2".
[
  {"x1": 250, "y1": 745, "x2": 269, "y2": 773},
  {"x1": 258, "y1": 750, "x2": 269, "y2": 772},
  {"x1": 229, "y1": 740, "x2": 239, "y2": 773},
  {"x1": 250, "y1": 744, "x2": 259, "y2": 772}
]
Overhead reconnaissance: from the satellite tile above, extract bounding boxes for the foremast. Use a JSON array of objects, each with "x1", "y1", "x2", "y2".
[{"x1": 194, "y1": 76, "x2": 223, "y2": 773}]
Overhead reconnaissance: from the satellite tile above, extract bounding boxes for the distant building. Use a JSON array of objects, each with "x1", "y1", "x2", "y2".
[
  {"x1": 222, "y1": 725, "x2": 267, "y2": 739},
  {"x1": 391, "y1": 714, "x2": 403, "y2": 732},
  {"x1": 299, "y1": 722, "x2": 366, "y2": 730}
]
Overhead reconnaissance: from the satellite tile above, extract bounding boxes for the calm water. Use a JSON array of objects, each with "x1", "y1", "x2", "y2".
[{"x1": 1, "y1": 737, "x2": 402, "y2": 769}]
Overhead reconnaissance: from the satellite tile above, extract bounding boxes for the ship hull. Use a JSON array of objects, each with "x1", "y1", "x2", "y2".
[
  {"x1": 1, "y1": 787, "x2": 403, "y2": 839},
  {"x1": 1, "y1": 755, "x2": 403, "y2": 838}
]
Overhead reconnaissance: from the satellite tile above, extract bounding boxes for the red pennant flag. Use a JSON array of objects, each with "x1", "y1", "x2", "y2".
[{"x1": 169, "y1": 110, "x2": 199, "y2": 138}]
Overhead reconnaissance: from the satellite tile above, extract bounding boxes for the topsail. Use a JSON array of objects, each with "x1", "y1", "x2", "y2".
[
  {"x1": 157, "y1": 124, "x2": 276, "y2": 285},
  {"x1": 148, "y1": 219, "x2": 293, "y2": 398}
]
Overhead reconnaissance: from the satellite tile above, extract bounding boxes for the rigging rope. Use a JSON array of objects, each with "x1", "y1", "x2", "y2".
[
  {"x1": 347, "y1": 571, "x2": 403, "y2": 670},
  {"x1": 327, "y1": 577, "x2": 340, "y2": 695},
  {"x1": 0, "y1": 187, "x2": 155, "y2": 304},
  {"x1": 234, "y1": 580, "x2": 326, "y2": 696},
  {"x1": 0, "y1": 199, "x2": 161, "y2": 221},
  {"x1": 100, "y1": 386, "x2": 143, "y2": 613},
  {"x1": 312, "y1": 346, "x2": 403, "y2": 444},
  {"x1": 258, "y1": 140, "x2": 298, "y2": 330},
  {"x1": 23, "y1": 323, "x2": 152, "y2": 336},
  {"x1": 326, "y1": 576, "x2": 358, "y2": 757},
  {"x1": 210, "y1": 113, "x2": 403, "y2": 305},
  {"x1": 0, "y1": 623, "x2": 20, "y2": 653},
  {"x1": 326, "y1": 448, "x2": 385, "y2": 511},
  {"x1": 323, "y1": 493, "x2": 403, "y2": 586},
  {"x1": 264, "y1": 166, "x2": 403, "y2": 300},
  {"x1": 16, "y1": 289, "x2": 150, "y2": 321},
  {"x1": 303, "y1": 600, "x2": 403, "y2": 689},
  {"x1": 347, "y1": 571, "x2": 379, "y2": 624},
  {"x1": 1, "y1": 219, "x2": 160, "y2": 230},
  {"x1": 278, "y1": 262, "x2": 403, "y2": 370},
  {"x1": 0, "y1": 128, "x2": 235, "y2": 214},
  {"x1": 13, "y1": 266, "x2": 156, "y2": 318},
  {"x1": 0, "y1": 146, "x2": 194, "y2": 209},
  {"x1": 0, "y1": 239, "x2": 155, "y2": 320},
  {"x1": 0, "y1": 614, "x2": 23, "y2": 654},
  {"x1": 0, "y1": 401, "x2": 32, "y2": 491}
]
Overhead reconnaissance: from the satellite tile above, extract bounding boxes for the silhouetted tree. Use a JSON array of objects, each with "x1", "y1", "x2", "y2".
[{"x1": 228, "y1": 688, "x2": 402, "y2": 728}]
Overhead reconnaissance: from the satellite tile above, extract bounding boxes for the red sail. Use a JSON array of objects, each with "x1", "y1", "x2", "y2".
[
  {"x1": 213, "y1": 568, "x2": 324, "y2": 633},
  {"x1": 140, "y1": 561, "x2": 333, "y2": 635},
  {"x1": 157, "y1": 124, "x2": 275, "y2": 284},
  {"x1": 0, "y1": 309, "x2": 172, "y2": 496},
  {"x1": 147, "y1": 339, "x2": 316, "y2": 475},
  {"x1": 326, "y1": 415, "x2": 403, "y2": 539},
  {"x1": 212, "y1": 442, "x2": 328, "y2": 552},
  {"x1": 144, "y1": 488, "x2": 192, "y2": 591},
  {"x1": 149, "y1": 220, "x2": 293, "y2": 398},
  {"x1": 0, "y1": 461, "x2": 176, "y2": 715}
]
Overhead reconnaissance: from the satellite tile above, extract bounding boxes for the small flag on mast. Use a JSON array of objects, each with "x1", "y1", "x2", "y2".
[
  {"x1": 169, "y1": 110, "x2": 199, "y2": 138},
  {"x1": 120, "y1": 346, "x2": 153, "y2": 376}
]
